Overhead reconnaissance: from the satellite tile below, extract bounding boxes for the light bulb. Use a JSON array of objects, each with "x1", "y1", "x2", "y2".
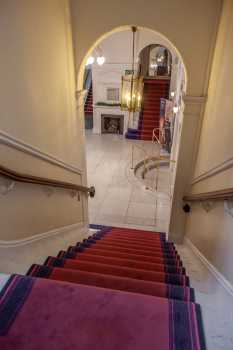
[
  {"x1": 97, "y1": 56, "x2": 106, "y2": 65},
  {"x1": 170, "y1": 91, "x2": 175, "y2": 98},
  {"x1": 125, "y1": 93, "x2": 131, "y2": 101},
  {"x1": 86, "y1": 56, "x2": 95, "y2": 66},
  {"x1": 173, "y1": 106, "x2": 179, "y2": 114}
]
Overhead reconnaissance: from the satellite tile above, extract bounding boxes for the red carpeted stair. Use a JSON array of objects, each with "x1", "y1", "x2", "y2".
[
  {"x1": 125, "y1": 78, "x2": 170, "y2": 140},
  {"x1": 0, "y1": 225, "x2": 206, "y2": 350},
  {"x1": 84, "y1": 83, "x2": 93, "y2": 114},
  {"x1": 140, "y1": 78, "x2": 170, "y2": 140}
]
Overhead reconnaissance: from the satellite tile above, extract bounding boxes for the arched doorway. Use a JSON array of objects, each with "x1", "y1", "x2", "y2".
[
  {"x1": 76, "y1": 25, "x2": 187, "y2": 235},
  {"x1": 139, "y1": 44, "x2": 172, "y2": 78}
]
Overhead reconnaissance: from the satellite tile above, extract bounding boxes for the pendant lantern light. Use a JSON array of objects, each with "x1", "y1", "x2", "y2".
[{"x1": 121, "y1": 27, "x2": 143, "y2": 112}]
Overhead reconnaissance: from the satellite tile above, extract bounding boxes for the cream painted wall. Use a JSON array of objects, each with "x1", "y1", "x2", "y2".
[
  {"x1": 0, "y1": 1, "x2": 85, "y2": 170},
  {"x1": 192, "y1": 0, "x2": 233, "y2": 185},
  {"x1": 0, "y1": 1, "x2": 88, "y2": 244},
  {"x1": 186, "y1": 202, "x2": 233, "y2": 285},
  {"x1": 70, "y1": 0, "x2": 222, "y2": 96},
  {"x1": 185, "y1": 0, "x2": 233, "y2": 285}
]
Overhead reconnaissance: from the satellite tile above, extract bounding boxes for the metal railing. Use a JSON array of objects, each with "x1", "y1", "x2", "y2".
[
  {"x1": 131, "y1": 144, "x2": 148, "y2": 176},
  {"x1": 130, "y1": 124, "x2": 177, "y2": 200}
]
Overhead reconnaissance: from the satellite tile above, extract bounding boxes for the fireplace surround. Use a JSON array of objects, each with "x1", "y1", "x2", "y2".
[{"x1": 101, "y1": 114, "x2": 124, "y2": 134}]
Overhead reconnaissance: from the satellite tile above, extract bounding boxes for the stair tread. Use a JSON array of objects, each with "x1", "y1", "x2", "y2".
[
  {"x1": 1, "y1": 224, "x2": 206, "y2": 350},
  {"x1": 28, "y1": 264, "x2": 192, "y2": 299},
  {"x1": 46, "y1": 255, "x2": 184, "y2": 276},
  {"x1": 71, "y1": 246, "x2": 181, "y2": 266},
  {"x1": 1, "y1": 274, "x2": 204, "y2": 350}
]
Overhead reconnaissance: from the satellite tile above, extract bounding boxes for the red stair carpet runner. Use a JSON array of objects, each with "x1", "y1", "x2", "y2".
[
  {"x1": 0, "y1": 225, "x2": 206, "y2": 350},
  {"x1": 126, "y1": 78, "x2": 170, "y2": 140},
  {"x1": 84, "y1": 83, "x2": 93, "y2": 114},
  {"x1": 140, "y1": 79, "x2": 170, "y2": 140}
]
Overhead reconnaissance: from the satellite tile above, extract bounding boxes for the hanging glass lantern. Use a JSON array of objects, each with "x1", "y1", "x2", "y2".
[
  {"x1": 121, "y1": 74, "x2": 143, "y2": 112},
  {"x1": 121, "y1": 26, "x2": 144, "y2": 113}
]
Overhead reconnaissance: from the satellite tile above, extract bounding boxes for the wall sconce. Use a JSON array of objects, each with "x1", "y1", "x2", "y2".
[
  {"x1": 96, "y1": 45, "x2": 106, "y2": 66},
  {"x1": 86, "y1": 56, "x2": 95, "y2": 66},
  {"x1": 97, "y1": 56, "x2": 106, "y2": 65}
]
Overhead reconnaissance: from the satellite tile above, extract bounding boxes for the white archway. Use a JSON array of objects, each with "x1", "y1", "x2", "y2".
[{"x1": 77, "y1": 25, "x2": 187, "y2": 92}]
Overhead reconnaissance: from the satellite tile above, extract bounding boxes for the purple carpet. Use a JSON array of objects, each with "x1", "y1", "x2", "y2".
[{"x1": 0, "y1": 225, "x2": 206, "y2": 350}]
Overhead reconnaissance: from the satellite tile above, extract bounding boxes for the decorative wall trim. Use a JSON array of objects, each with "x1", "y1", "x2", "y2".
[
  {"x1": 183, "y1": 95, "x2": 207, "y2": 105},
  {"x1": 76, "y1": 89, "x2": 87, "y2": 108},
  {"x1": 184, "y1": 237, "x2": 233, "y2": 297},
  {"x1": 0, "y1": 222, "x2": 88, "y2": 248},
  {"x1": 0, "y1": 130, "x2": 83, "y2": 175},
  {"x1": 191, "y1": 156, "x2": 233, "y2": 185},
  {"x1": 183, "y1": 95, "x2": 207, "y2": 118}
]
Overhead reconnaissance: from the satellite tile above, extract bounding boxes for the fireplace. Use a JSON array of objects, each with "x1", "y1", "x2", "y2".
[{"x1": 101, "y1": 114, "x2": 124, "y2": 134}]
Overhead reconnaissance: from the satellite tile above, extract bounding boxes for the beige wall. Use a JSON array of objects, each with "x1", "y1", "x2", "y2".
[
  {"x1": 0, "y1": 0, "x2": 224, "y2": 252},
  {"x1": 185, "y1": 0, "x2": 233, "y2": 285},
  {"x1": 193, "y1": 0, "x2": 233, "y2": 185},
  {"x1": 0, "y1": 1, "x2": 87, "y2": 243},
  {"x1": 70, "y1": 0, "x2": 222, "y2": 96}
]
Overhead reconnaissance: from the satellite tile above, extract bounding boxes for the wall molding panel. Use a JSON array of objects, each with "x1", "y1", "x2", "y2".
[
  {"x1": 185, "y1": 237, "x2": 233, "y2": 297},
  {"x1": 191, "y1": 156, "x2": 233, "y2": 185},
  {"x1": 0, "y1": 129, "x2": 83, "y2": 176},
  {"x1": 0, "y1": 222, "x2": 89, "y2": 274},
  {"x1": 0, "y1": 222, "x2": 87, "y2": 248}
]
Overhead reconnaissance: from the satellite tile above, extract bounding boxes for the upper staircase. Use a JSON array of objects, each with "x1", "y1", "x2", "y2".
[
  {"x1": 126, "y1": 78, "x2": 170, "y2": 141},
  {"x1": 0, "y1": 224, "x2": 206, "y2": 349},
  {"x1": 84, "y1": 83, "x2": 93, "y2": 114}
]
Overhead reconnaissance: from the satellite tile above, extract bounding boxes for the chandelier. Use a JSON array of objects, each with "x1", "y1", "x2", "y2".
[{"x1": 121, "y1": 27, "x2": 143, "y2": 112}]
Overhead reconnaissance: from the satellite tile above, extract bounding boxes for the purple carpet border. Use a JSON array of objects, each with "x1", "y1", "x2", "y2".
[{"x1": 0, "y1": 275, "x2": 34, "y2": 335}]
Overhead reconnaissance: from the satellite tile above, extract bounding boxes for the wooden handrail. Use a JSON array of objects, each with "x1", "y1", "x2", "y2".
[
  {"x1": 183, "y1": 188, "x2": 233, "y2": 202},
  {"x1": 0, "y1": 164, "x2": 95, "y2": 197}
]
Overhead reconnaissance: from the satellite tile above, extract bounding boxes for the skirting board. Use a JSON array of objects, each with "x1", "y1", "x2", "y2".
[
  {"x1": 184, "y1": 237, "x2": 233, "y2": 297},
  {"x1": 0, "y1": 222, "x2": 89, "y2": 275},
  {"x1": 0, "y1": 222, "x2": 88, "y2": 248}
]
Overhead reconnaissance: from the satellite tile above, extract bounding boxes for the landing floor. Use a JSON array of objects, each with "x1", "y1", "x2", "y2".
[{"x1": 86, "y1": 131, "x2": 170, "y2": 232}]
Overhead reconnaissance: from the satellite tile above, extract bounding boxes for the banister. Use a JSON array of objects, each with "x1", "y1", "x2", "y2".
[
  {"x1": 183, "y1": 188, "x2": 233, "y2": 202},
  {"x1": 0, "y1": 164, "x2": 95, "y2": 197}
]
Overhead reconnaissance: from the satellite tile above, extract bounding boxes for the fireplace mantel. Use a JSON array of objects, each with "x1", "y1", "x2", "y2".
[{"x1": 93, "y1": 105, "x2": 129, "y2": 135}]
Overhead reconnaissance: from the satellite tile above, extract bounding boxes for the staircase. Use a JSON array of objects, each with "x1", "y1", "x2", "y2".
[
  {"x1": 0, "y1": 224, "x2": 205, "y2": 349},
  {"x1": 126, "y1": 78, "x2": 170, "y2": 141},
  {"x1": 84, "y1": 83, "x2": 93, "y2": 114}
]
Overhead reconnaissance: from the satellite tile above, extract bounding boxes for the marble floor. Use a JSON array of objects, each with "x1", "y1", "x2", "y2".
[
  {"x1": 86, "y1": 131, "x2": 233, "y2": 350},
  {"x1": 177, "y1": 244, "x2": 233, "y2": 350},
  {"x1": 86, "y1": 131, "x2": 171, "y2": 232}
]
